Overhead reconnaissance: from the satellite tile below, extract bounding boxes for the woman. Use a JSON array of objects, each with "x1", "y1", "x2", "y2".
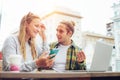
[{"x1": 2, "y1": 12, "x2": 53, "y2": 72}]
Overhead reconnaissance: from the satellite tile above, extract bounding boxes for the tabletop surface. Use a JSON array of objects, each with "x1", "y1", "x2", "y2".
[{"x1": 0, "y1": 70, "x2": 120, "y2": 78}]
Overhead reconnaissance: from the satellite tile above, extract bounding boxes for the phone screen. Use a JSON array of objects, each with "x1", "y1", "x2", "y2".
[{"x1": 49, "y1": 49, "x2": 59, "y2": 59}]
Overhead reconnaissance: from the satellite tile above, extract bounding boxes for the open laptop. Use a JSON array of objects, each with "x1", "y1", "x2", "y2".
[{"x1": 88, "y1": 40, "x2": 113, "y2": 72}]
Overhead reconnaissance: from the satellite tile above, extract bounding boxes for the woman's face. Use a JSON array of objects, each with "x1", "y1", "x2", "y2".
[{"x1": 26, "y1": 18, "x2": 41, "y2": 38}]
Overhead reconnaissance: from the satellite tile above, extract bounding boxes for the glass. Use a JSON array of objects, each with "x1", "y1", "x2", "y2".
[{"x1": 8, "y1": 54, "x2": 22, "y2": 71}]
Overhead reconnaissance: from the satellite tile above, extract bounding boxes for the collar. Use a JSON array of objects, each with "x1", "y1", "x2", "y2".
[{"x1": 54, "y1": 40, "x2": 76, "y2": 49}]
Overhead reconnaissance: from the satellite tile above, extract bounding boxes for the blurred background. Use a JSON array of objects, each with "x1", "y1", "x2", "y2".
[{"x1": 0, "y1": 0, "x2": 120, "y2": 71}]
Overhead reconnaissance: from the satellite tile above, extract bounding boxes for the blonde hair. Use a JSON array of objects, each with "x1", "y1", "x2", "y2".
[{"x1": 18, "y1": 12, "x2": 40, "y2": 60}]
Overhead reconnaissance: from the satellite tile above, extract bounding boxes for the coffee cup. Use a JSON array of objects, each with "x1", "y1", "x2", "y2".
[{"x1": 8, "y1": 54, "x2": 22, "y2": 71}]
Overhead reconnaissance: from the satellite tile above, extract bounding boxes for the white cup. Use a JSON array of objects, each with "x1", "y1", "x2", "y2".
[{"x1": 8, "y1": 54, "x2": 22, "y2": 71}]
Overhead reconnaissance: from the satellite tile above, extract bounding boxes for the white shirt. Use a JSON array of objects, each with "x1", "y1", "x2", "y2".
[{"x1": 52, "y1": 44, "x2": 70, "y2": 72}]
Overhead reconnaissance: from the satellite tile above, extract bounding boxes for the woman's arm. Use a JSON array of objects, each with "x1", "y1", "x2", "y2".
[
  {"x1": 2, "y1": 36, "x2": 38, "y2": 72},
  {"x1": 2, "y1": 36, "x2": 18, "y2": 71}
]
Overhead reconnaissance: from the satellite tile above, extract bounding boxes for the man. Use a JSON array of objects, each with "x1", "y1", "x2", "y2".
[{"x1": 49, "y1": 20, "x2": 86, "y2": 72}]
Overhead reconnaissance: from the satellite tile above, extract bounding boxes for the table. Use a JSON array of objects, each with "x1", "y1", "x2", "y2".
[{"x1": 0, "y1": 70, "x2": 120, "y2": 80}]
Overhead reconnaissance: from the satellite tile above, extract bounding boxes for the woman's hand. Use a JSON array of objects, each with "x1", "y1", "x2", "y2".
[
  {"x1": 77, "y1": 51, "x2": 86, "y2": 63},
  {"x1": 36, "y1": 52, "x2": 54, "y2": 68},
  {"x1": 39, "y1": 23, "x2": 46, "y2": 42}
]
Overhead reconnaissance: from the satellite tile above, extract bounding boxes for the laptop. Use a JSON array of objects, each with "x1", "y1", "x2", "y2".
[{"x1": 88, "y1": 40, "x2": 113, "y2": 72}]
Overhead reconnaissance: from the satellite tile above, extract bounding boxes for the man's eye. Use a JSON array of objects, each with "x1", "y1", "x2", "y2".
[
  {"x1": 59, "y1": 30, "x2": 63, "y2": 33},
  {"x1": 35, "y1": 25, "x2": 39, "y2": 28}
]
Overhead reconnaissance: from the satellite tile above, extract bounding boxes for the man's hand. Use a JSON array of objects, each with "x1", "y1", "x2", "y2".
[{"x1": 77, "y1": 51, "x2": 86, "y2": 63}]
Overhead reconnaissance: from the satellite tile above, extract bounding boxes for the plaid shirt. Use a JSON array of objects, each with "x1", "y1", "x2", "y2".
[{"x1": 49, "y1": 41, "x2": 86, "y2": 70}]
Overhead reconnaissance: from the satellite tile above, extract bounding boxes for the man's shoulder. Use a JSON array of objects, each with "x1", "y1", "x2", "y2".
[
  {"x1": 72, "y1": 44, "x2": 82, "y2": 51},
  {"x1": 73, "y1": 45, "x2": 82, "y2": 50},
  {"x1": 49, "y1": 42, "x2": 58, "y2": 48},
  {"x1": 50, "y1": 42, "x2": 58, "y2": 44}
]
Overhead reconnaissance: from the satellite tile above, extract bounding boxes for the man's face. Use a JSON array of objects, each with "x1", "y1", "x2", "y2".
[{"x1": 56, "y1": 23, "x2": 71, "y2": 43}]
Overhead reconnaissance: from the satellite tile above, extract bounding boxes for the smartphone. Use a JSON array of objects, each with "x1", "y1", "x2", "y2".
[
  {"x1": 49, "y1": 49, "x2": 59, "y2": 59},
  {"x1": 49, "y1": 54, "x2": 56, "y2": 59}
]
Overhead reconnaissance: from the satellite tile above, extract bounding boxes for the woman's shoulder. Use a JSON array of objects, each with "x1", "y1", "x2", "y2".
[{"x1": 4, "y1": 35, "x2": 18, "y2": 44}]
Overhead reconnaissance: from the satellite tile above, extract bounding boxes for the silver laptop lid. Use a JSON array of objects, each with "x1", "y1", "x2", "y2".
[{"x1": 89, "y1": 41, "x2": 113, "y2": 72}]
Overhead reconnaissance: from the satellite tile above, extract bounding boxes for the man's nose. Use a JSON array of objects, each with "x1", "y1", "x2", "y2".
[{"x1": 56, "y1": 32, "x2": 60, "y2": 36}]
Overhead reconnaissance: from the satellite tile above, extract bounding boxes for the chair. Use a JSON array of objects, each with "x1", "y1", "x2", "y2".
[{"x1": 0, "y1": 51, "x2": 2, "y2": 60}]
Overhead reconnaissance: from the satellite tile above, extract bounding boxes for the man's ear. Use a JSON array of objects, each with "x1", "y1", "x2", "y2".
[{"x1": 67, "y1": 31, "x2": 73, "y2": 37}]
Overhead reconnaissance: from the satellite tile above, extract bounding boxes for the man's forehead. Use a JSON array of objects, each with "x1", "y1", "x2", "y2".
[{"x1": 58, "y1": 24, "x2": 66, "y2": 28}]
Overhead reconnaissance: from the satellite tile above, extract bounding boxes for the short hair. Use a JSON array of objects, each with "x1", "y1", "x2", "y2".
[{"x1": 60, "y1": 20, "x2": 75, "y2": 34}]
